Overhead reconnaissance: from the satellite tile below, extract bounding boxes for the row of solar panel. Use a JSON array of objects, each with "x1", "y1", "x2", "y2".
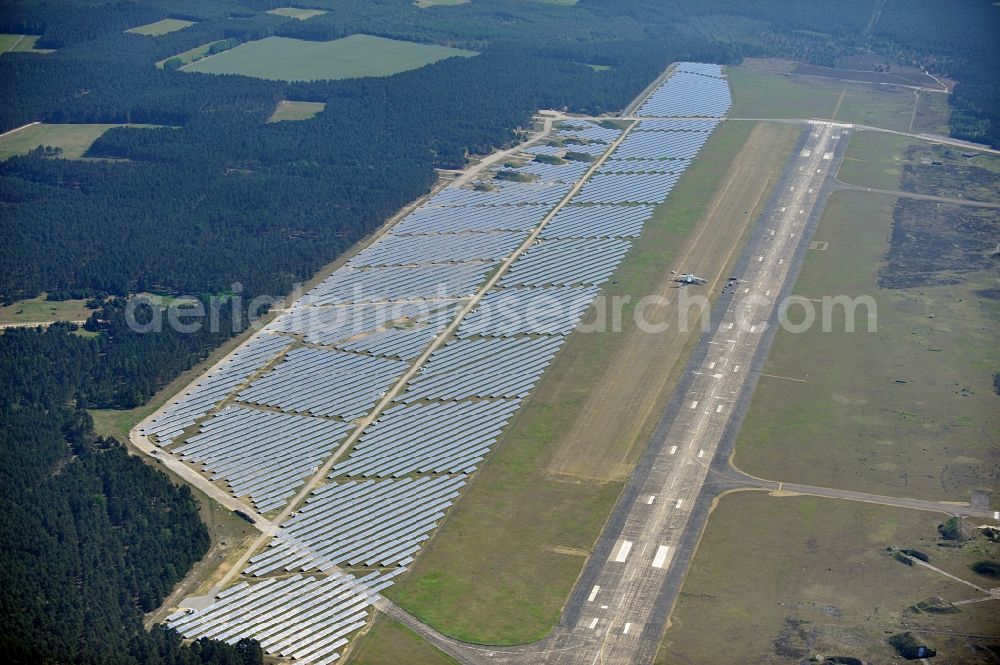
[{"x1": 167, "y1": 570, "x2": 401, "y2": 664}]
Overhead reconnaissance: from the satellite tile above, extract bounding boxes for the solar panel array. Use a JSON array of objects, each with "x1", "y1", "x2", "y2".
[
  {"x1": 237, "y1": 347, "x2": 407, "y2": 420},
  {"x1": 499, "y1": 237, "x2": 633, "y2": 286},
  {"x1": 348, "y1": 232, "x2": 524, "y2": 267},
  {"x1": 141, "y1": 333, "x2": 293, "y2": 445},
  {"x1": 337, "y1": 306, "x2": 459, "y2": 360},
  {"x1": 399, "y1": 335, "x2": 565, "y2": 402},
  {"x1": 542, "y1": 204, "x2": 654, "y2": 239},
  {"x1": 245, "y1": 475, "x2": 467, "y2": 575},
  {"x1": 167, "y1": 570, "x2": 401, "y2": 665},
  {"x1": 457, "y1": 285, "x2": 601, "y2": 336},
  {"x1": 332, "y1": 400, "x2": 522, "y2": 478},
  {"x1": 267, "y1": 302, "x2": 441, "y2": 348},
  {"x1": 392, "y1": 205, "x2": 544, "y2": 234},
  {"x1": 301, "y1": 263, "x2": 490, "y2": 305},
  {"x1": 429, "y1": 180, "x2": 570, "y2": 207},
  {"x1": 175, "y1": 406, "x2": 354, "y2": 513},
  {"x1": 575, "y1": 172, "x2": 682, "y2": 204},
  {"x1": 156, "y1": 64, "x2": 733, "y2": 665},
  {"x1": 610, "y1": 130, "x2": 712, "y2": 160},
  {"x1": 636, "y1": 63, "x2": 732, "y2": 117}
]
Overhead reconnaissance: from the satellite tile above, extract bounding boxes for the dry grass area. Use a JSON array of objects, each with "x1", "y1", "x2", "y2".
[
  {"x1": 547, "y1": 121, "x2": 800, "y2": 481},
  {"x1": 0, "y1": 295, "x2": 94, "y2": 325},
  {"x1": 657, "y1": 492, "x2": 999, "y2": 664}
]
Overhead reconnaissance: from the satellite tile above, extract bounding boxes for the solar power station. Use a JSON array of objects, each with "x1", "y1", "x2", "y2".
[{"x1": 158, "y1": 63, "x2": 731, "y2": 662}]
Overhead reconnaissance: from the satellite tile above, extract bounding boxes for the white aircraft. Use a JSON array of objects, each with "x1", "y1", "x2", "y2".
[{"x1": 673, "y1": 272, "x2": 707, "y2": 285}]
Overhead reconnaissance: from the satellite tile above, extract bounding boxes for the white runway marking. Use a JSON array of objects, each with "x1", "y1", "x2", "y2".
[
  {"x1": 689, "y1": 401, "x2": 698, "y2": 409},
  {"x1": 651, "y1": 545, "x2": 670, "y2": 569},
  {"x1": 613, "y1": 540, "x2": 633, "y2": 563},
  {"x1": 715, "y1": 405, "x2": 724, "y2": 413},
  {"x1": 697, "y1": 449, "x2": 705, "y2": 458},
  {"x1": 588, "y1": 585, "x2": 600, "y2": 602},
  {"x1": 675, "y1": 499, "x2": 684, "y2": 508},
  {"x1": 623, "y1": 623, "x2": 632, "y2": 635},
  {"x1": 589, "y1": 618, "x2": 599, "y2": 629},
  {"x1": 733, "y1": 365, "x2": 740, "y2": 372},
  {"x1": 708, "y1": 362, "x2": 715, "y2": 369},
  {"x1": 647, "y1": 495, "x2": 656, "y2": 504},
  {"x1": 669, "y1": 445, "x2": 678, "y2": 455}
]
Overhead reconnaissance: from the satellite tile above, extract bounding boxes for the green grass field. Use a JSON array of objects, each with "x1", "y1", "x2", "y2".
[
  {"x1": 346, "y1": 617, "x2": 458, "y2": 665},
  {"x1": 729, "y1": 60, "x2": 927, "y2": 132},
  {"x1": 267, "y1": 100, "x2": 326, "y2": 122},
  {"x1": 265, "y1": 7, "x2": 327, "y2": 20},
  {"x1": 732, "y1": 188, "x2": 999, "y2": 503},
  {"x1": 0, "y1": 123, "x2": 153, "y2": 160},
  {"x1": 156, "y1": 40, "x2": 226, "y2": 68},
  {"x1": 182, "y1": 35, "x2": 478, "y2": 82},
  {"x1": 0, "y1": 34, "x2": 55, "y2": 54},
  {"x1": 657, "y1": 492, "x2": 999, "y2": 664},
  {"x1": 125, "y1": 18, "x2": 195, "y2": 36},
  {"x1": 0, "y1": 295, "x2": 94, "y2": 326},
  {"x1": 837, "y1": 131, "x2": 917, "y2": 190},
  {"x1": 386, "y1": 121, "x2": 759, "y2": 645}
]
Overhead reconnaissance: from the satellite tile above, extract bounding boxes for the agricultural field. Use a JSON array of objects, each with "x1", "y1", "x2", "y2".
[
  {"x1": 346, "y1": 617, "x2": 457, "y2": 665},
  {"x1": 267, "y1": 100, "x2": 326, "y2": 122},
  {"x1": 265, "y1": 7, "x2": 327, "y2": 20},
  {"x1": 657, "y1": 492, "x2": 1000, "y2": 665},
  {"x1": 0, "y1": 295, "x2": 94, "y2": 326},
  {"x1": 181, "y1": 35, "x2": 478, "y2": 82},
  {"x1": 385, "y1": 119, "x2": 800, "y2": 644},
  {"x1": 729, "y1": 59, "x2": 940, "y2": 133},
  {"x1": 733, "y1": 185, "x2": 999, "y2": 503},
  {"x1": 0, "y1": 34, "x2": 55, "y2": 53},
  {"x1": 155, "y1": 40, "x2": 226, "y2": 68},
  {"x1": 124, "y1": 18, "x2": 195, "y2": 35},
  {"x1": 0, "y1": 123, "x2": 148, "y2": 160}
]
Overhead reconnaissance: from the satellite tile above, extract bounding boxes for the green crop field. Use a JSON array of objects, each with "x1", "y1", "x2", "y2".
[
  {"x1": 181, "y1": 35, "x2": 478, "y2": 82},
  {"x1": 124, "y1": 18, "x2": 195, "y2": 36},
  {"x1": 265, "y1": 7, "x2": 327, "y2": 20},
  {"x1": 657, "y1": 492, "x2": 999, "y2": 664},
  {"x1": 156, "y1": 40, "x2": 226, "y2": 68},
  {"x1": 0, "y1": 123, "x2": 157, "y2": 160},
  {"x1": 268, "y1": 100, "x2": 326, "y2": 122},
  {"x1": 0, "y1": 34, "x2": 55, "y2": 54}
]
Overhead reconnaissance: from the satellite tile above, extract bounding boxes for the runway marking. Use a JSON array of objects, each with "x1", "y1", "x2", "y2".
[
  {"x1": 749, "y1": 325, "x2": 757, "y2": 333},
  {"x1": 623, "y1": 623, "x2": 632, "y2": 635},
  {"x1": 765, "y1": 290, "x2": 771, "y2": 296},
  {"x1": 778, "y1": 258, "x2": 784, "y2": 265},
  {"x1": 790, "y1": 186, "x2": 795, "y2": 191},
  {"x1": 800, "y1": 149, "x2": 811, "y2": 157},
  {"x1": 698, "y1": 449, "x2": 705, "y2": 458},
  {"x1": 647, "y1": 495, "x2": 656, "y2": 504},
  {"x1": 612, "y1": 540, "x2": 633, "y2": 563},
  {"x1": 588, "y1": 585, "x2": 600, "y2": 602},
  {"x1": 780, "y1": 206, "x2": 786, "y2": 212},
  {"x1": 724, "y1": 323, "x2": 733, "y2": 330},
  {"x1": 733, "y1": 365, "x2": 740, "y2": 372},
  {"x1": 689, "y1": 401, "x2": 698, "y2": 409},
  {"x1": 652, "y1": 545, "x2": 670, "y2": 569},
  {"x1": 994, "y1": 511, "x2": 998, "y2": 520},
  {"x1": 709, "y1": 362, "x2": 715, "y2": 369},
  {"x1": 589, "y1": 618, "x2": 599, "y2": 629},
  {"x1": 675, "y1": 499, "x2": 684, "y2": 508},
  {"x1": 760, "y1": 373, "x2": 808, "y2": 383},
  {"x1": 715, "y1": 405, "x2": 723, "y2": 413},
  {"x1": 823, "y1": 152, "x2": 833, "y2": 160},
  {"x1": 669, "y1": 445, "x2": 678, "y2": 455}
]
